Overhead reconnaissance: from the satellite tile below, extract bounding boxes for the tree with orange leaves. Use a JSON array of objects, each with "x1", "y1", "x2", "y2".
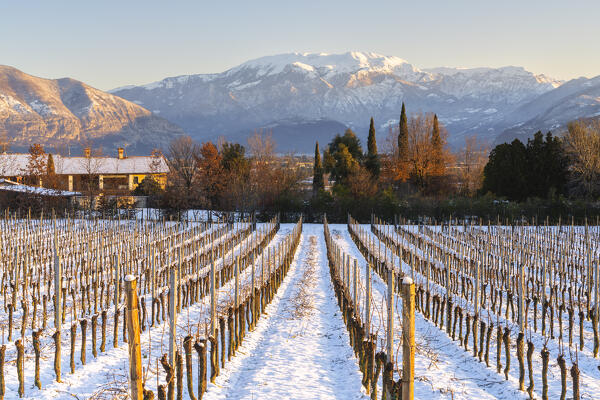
[
  {"x1": 24, "y1": 144, "x2": 46, "y2": 186},
  {"x1": 404, "y1": 113, "x2": 452, "y2": 193},
  {"x1": 195, "y1": 141, "x2": 225, "y2": 210}
]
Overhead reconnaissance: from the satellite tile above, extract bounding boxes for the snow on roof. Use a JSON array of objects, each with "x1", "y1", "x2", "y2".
[
  {"x1": 0, "y1": 153, "x2": 169, "y2": 176},
  {"x1": 0, "y1": 180, "x2": 80, "y2": 197}
]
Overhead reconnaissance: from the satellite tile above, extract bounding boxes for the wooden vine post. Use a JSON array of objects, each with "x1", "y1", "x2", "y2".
[
  {"x1": 169, "y1": 265, "x2": 178, "y2": 366},
  {"x1": 402, "y1": 276, "x2": 415, "y2": 400},
  {"x1": 53, "y1": 237, "x2": 62, "y2": 382},
  {"x1": 353, "y1": 259, "x2": 358, "y2": 308},
  {"x1": 365, "y1": 262, "x2": 372, "y2": 335},
  {"x1": 234, "y1": 256, "x2": 240, "y2": 308},
  {"x1": 518, "y1": 257, "x2": 525, "y2": 333},
  {"x1": 125, "y1": 275, "x2": 143, "y2": 400},
  {"x1": 595, "y1": 259, "x2": 599, "y2": 356},
  {"x1": 387, "y1": 266, "x2": 394, "y2": 360},
  {"x1": 210, "y1": 251, "x2": 216, "y2": 337},
  {"x1": 446, "y1": 253, "x2": 452, "y2": 335}
]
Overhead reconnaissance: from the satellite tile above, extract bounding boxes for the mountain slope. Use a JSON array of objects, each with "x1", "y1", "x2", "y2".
[
  {"x1": 495, "y1": 75, "x2": 600, "y2": 144},
  {"x1": 0, "y1": 65, "x2": 184, "y2": 154},
  {"x1": 112, "y1": 52, "x2": 563, "y2": 149}
]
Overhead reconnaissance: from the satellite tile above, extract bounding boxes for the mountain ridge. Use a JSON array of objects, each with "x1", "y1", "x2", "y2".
[
  {"x1": 2, "y1": 52, "x2": 598, "y2": 155},
  {"x1": 0, "y1": 65, "x2": 184, "y2": 154},
  {"x1": 112, "y1": 51, "x2": 588, "y2": 149}
]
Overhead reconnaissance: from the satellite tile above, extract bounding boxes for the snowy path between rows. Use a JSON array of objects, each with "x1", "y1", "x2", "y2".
[{"x1": 204, "y1": 224, "x2": 368, "y2": 400}]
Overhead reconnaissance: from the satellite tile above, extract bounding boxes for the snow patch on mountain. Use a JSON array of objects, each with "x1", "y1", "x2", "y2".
[{"x1": 109, "y1": 51, "x2": 598, "y2": 149}]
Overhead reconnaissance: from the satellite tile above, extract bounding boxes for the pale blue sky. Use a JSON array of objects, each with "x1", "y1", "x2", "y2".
[{"x1": 1, "y1": 1, "x2": 598, "y2": 90}]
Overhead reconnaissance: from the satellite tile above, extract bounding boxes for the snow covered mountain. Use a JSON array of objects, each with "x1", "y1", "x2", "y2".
[
  {"x1": 495, "y1": 75, "x2": 600, "y2": 144},
  {"x1": 111, "y1": 51, "x2": 569, "y2": 151},
  {"x1": 0, "y1": 65, "x2": 184, "y2": 154}
]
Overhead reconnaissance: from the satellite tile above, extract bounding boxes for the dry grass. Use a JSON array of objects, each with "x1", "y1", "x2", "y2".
[
  {"x1": 87, "y1": 372, "x2": 128, "y2": 399},
  {"x1": 289, "y1": 236, "x2": 319, "y2": 320}
]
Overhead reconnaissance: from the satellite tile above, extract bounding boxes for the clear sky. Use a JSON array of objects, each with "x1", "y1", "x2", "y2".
[{"x1": 1, "y1": 1, "x2": 598, "y2": 91}]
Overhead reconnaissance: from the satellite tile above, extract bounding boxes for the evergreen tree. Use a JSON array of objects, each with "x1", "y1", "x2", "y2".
[
  {"x1": 367, "y1": 117, "x2": 377, "y2": 155},
  {"x1": 221, "y1": 142, "x2": 249, "y2": 174},
  {"x1": 47, "y1": 153, "x2": 55, "y2": 175},
  {"x1": 324, "y1": 129, "x2": 363, "y2": 184},
  {"x1": 312, "y1": 141, "x2": 324, "y2": 195},
  {"x1": 431, "y1": 114, "x2": 445, "y2": 175},
  {"x1": 334, "y1": 144, "x2": 359, "y2": 184},
  {"x1": 365, "y1": 117, "x2": 380, "y2": 177},
  {"x1": 398, "y1": 102, "x2": 409, "y2": 160},
  {"x1": 328, "y1": 129, "x2": 363, "y2": 161},
  {"x1": 525, "y1": 131, "x2": 568, "y2": 198},
  {"x1": 482, "y1": 139, "x2": 528, "y2": 201},
  {"x1": 482, "y1": 132, "x2": 569, "y2": 201}
]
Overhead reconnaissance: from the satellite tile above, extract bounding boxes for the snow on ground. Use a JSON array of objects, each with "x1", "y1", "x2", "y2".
[
  {"x1": 373, "y1": 223, "x2": 600, "y2": 400},
  {"x1": 5, "y1": 221, "x2": 595, "y2": 399},
  {"x1": 329, "y1": 225, "x2": 526, "y2": 400},
  {"x1": 203, "y1": 224, "x2": 368, "y2": 400},
  {"x1": 2, "y1": 222, "x2": 277, "y2": 399}
]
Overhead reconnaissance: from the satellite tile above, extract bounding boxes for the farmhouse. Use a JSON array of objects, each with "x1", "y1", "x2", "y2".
[{"x1": 0, "y1": 147, "x2": 169, "y2": 195}]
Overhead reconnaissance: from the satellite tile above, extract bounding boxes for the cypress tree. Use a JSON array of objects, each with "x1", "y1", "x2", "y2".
[
  {"x1": 398, "y1": 102, "x2": 409, "y2": 160},
  {"x1": 312, "y1": 141, "x2": 324, "y2": 195},
  {"x1": 368, "y1": 117, "x2": 377, "y2": 155},
  {"x1": 47, "y1": 153, "x2": 55, "y2": 175},
  {"x1": 366, "y1": 117, "x2": 380, "y2": 177},
  {"x1": 431, "y1": 114, "x2": 445, "y2": 175}
]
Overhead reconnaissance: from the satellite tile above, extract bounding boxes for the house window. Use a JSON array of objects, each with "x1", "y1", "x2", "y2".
[{"x1": 134, "y1": 177, "x2": 139, "y2": 184}]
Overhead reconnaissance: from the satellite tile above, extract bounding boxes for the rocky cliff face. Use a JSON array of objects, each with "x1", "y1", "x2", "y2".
[{"x1": 0, "y1": 65, "x2": 183, "y2": 154}]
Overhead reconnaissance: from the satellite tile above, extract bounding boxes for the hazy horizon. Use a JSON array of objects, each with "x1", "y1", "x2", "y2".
[{"x1": 1, "y1": 1, "x2": 599, "y2": 91}]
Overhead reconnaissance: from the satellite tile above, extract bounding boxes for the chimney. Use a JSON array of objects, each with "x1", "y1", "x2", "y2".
[
  {"x1": 84, "y1": 147, "x2": 91, "y2": 158},
  {"x1": 118, "y1": 147, "x2": 125, "y2": 159}
]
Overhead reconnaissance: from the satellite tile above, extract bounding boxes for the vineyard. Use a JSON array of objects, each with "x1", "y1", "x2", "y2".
[{"x1": 0, "y1": 214, "x2": 598, "y2": 399}]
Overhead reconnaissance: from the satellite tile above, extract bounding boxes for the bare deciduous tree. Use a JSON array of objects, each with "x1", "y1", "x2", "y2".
[
  {"x1": 404, "y1": 113, "x2": 453, "y2": 192},
  {"x1": 564, "y1": 120, "x2": 600, "y2": 197},
  {"x1": 78, "y1": 145, "x2": 105, "y2": 209},
  {"x1": 456, "y1": 135, "x2": 489, "y2": 197},
  {"x1": 168, "y1": 136, "x2": 199, "y2": 196}
]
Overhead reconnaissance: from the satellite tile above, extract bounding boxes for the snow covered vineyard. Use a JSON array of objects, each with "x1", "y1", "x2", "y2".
[{"x1": 0, "y1": 215, "x2": 599, "y2": 399}]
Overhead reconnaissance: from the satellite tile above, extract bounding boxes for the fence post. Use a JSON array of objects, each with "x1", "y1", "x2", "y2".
[
  {"x1": 365, "y1": 262, "x2": 371, "y2": 335},
  {"x1": 446, "y1": 254, "x2": 452, "y2": 335},
  {"x1": 54, "y1": 250, "x2": 61, "y2": 330},
  {"x1": 125, "y1": 275, "x2": 143, "y2": 400},
  {"x1": 234, "y1": 256, "x2": 239, "y2": 308},
  {"x1": 353, "y1": 259, "x2": 358, "y2": 309},
  {"x1": 402, "y1": 277, "x2": 415, "y2": 400},
  {"x1": 596, "y1": 260, "x2": 599, "y2": 342},
  {"x1": 210, "y1": 254, "x2": 216, "y2": 337},
  {"x1": 53, "y1": 245, "x2": 62, "y2": 382},
  {"x1": 518, "y1": 259, "x2": 525, "y2": 333},
  {"x1": 387, "y1": 266, "x2": 394, "y2": 360},
  {"x1": 475, "y1": 259, "x2": 480, "y2": 317},
  {"x1": 169, "y1": 265, "x2": 178, "y2": 366}
]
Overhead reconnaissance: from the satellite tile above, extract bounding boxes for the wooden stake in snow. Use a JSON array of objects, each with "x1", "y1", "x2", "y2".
[
  {"x1": 365, "y1": 262, "x2": 372, "y2": 335},
  {"x1": 54, "y1": 249, "x2": 61, "y2": 330},
  {"x1": 387, "y1": 265, "x2": 394, "y2": 360},
  {"x1": 210, "y1": 253, "x2": 216, "y2": 337},
  {"x1": 518, "y1": 259, "x2": 525, "y2": 333},
  {"x1": 402, "y1": 276, "x2": 415, "y2": 400},
  {"x1": 234, "y1": 256, "x2": 240, "y2": 308},
  {"x1": 169, "y1": 266, "x2": 178, "y2": 367},
  {"x1": 125, "y1": 275, "x2": 143, "y2": 400},
  {"x1": 595, "y1": 260, "x2": 599, "y2": 347},
  {"x1": 353, "y1": 259, "x2": 358, "y2": 309}
]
